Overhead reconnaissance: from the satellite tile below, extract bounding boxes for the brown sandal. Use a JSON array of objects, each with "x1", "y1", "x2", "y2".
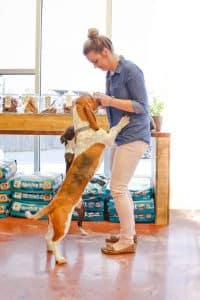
[
  {"x1": 101, "y1": 243, "x2": 136, "y2": 255},
  {"x1": 105, "y1": 234, "x2": 138, "y2": 244}
]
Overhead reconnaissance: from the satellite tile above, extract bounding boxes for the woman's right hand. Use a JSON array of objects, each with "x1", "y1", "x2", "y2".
[{"x1": 93, "y1": 92, "x2": 112, "y2": 107}]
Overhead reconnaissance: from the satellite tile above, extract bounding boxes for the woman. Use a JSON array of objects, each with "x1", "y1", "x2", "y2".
[{"x1": 83, "y1": 28, "x2": 150, "y2": 255}]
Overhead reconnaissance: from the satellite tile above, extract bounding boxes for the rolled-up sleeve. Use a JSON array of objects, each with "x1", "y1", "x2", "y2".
[
  {"x1": 126, "y1": 67, "x2": 148, "y2": 114},
  {"x1": 131, "y1": 99, "x2": 145, "y2": 114}
]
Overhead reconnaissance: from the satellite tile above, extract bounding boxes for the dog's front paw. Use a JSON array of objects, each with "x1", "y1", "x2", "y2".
[
  {"x1": 119, "y1": 116, "x2": 130, "y2": 129},
  {"x1": 56, "y1": 256, "x2": 67, "y2": 264}
]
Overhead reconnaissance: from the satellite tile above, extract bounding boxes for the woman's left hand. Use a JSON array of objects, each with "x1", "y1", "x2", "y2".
[{"x1": 94, "y1": 92, "x2": 112, "y2": 107}]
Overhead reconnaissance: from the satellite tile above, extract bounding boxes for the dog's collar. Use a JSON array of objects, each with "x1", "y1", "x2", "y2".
[{"x1": 75, "y1": 125, "x2": 90, "y2": 136}]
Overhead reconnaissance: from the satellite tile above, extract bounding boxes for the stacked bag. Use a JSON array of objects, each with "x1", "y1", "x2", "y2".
[
  {"x1": 10, "y1": 173, "x2": 63, "y2": 219},
  {"x1": 72, "y1": 174, "x2": 109, "y2": 221},
  {"x1": 0, "y1": 160, "x2": 155, "y2": 224},
  {"x1": 0, "y1": 160, "x2": 17, "y2": 218},
  {"x1": 107, "y1": 177, "x2": 155, "y2": 223}
]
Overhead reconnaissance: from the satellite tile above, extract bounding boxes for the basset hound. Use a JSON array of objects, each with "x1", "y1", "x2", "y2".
[{"x1": 26, "y1": 95, "x2": 129, "y2": 264}]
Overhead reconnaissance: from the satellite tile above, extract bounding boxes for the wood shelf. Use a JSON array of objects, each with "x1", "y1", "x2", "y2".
[{"x1": 0, "y1": 113, "x2": 109, "y2": 135}]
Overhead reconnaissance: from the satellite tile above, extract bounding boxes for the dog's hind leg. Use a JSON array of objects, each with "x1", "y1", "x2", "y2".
[
  {"x1": 45, "y1": 217, "x2": 54, "y2": 252},
  {"x1": 51, "y1": 239, "x2": 66, "y2": 264},
  {"x1": 75, "y1": 201, "x2": 88, "y2": 236},
  {"x1": 50, "y1": 208, "x2": 74, "y2": 264}
]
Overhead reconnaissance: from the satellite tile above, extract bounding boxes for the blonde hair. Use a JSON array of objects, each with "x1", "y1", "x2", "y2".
[{"x1": 83, "y1": 28, "x2": 113, "y2": 55}]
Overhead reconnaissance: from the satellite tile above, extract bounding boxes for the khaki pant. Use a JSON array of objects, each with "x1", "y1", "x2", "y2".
[{"x1": 110, "y1": 141, "x2": 148, "y2": 242}]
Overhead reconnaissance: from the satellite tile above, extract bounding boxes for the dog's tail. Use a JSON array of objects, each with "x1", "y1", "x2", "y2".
[{"x1": 25, "y1": 204, "x2": 53, "y2": 220}]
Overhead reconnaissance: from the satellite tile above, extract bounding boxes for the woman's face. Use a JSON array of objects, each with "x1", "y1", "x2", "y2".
[{"x1": 86, "y1": 48, "x2": 111, "y2": 71}]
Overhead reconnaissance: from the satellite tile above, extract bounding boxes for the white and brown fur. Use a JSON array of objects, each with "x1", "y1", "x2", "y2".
[
  {"x1": 60, "y1": 125, "x2": 87, "y2": 236},
  {"x1": 26, "y1": 95, "x2": 129, "y2": 264}
]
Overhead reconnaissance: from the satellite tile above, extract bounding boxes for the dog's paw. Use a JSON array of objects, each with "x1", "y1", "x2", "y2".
[
  {"x1": 119, "y1": 116, "x2": 130, "y2": 128},
  {"x1": 56, "y1": 256, "x2": 67, "y2": 265},
  {"x1": 79, "y1": 227, "x2": 88, "y2": 236},
  {"x1": 25, "y1": 211, "x2": 33, "y2": 219}
]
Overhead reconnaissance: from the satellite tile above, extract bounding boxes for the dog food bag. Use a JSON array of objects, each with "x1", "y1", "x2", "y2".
[
  {"x1": 0, "y1": 160, "x2": 17, "y2": 182},
  {"x1": 0, "y1": 202, "x2": 10, "y2": 218},
  {"x1": 134, "y1": 198, "x2": 155, "y2": 214},
  {"x1": 84, "y1": 211, "x2": 104, "y2": 221},
  {"x1": 0, "y1": 192, "x2": 12, "y2": 203},
  {"x1": 10, "y1": 200, "x2": 48, "y2": 219},
  {"x1": 135, "y1": 213, "x2": 155, "y2": 223},
  {"x1": 84, "y1": 182, "x2": 108, "y2": 196},
  {"x1": 83, "y1": 174, "x2": 109, "y2": 196},
  {"x1": 129, "y1": 177, "x2": 153, "y2": 201},
  {"x1": 90, "y1": 174, "x2": 109, "y2": 187},
  {"x1": 72, "y1": 210, "x2": 104, "y2": 222},
  {"x1": 107, "y1": 197, "x2": 155, "y2": 223},
  {"x1": 108, "y1": 198, "x2": 155, "y2": 214},
  {"x1": 12, "y1": 191, "x2": 56, "y2": 202},
  {"x1": 0, "y1": 179, "x2": 12, "y2": 191},
  {"x1": 83, "y1": 199, "x2": 104, "y2": 212},
  {"x1": 10, "y1": 173, "x2": 63, "y2": 193},
  {"x1": 108, "y1": 215, "x2": 120, "y2": 223}
]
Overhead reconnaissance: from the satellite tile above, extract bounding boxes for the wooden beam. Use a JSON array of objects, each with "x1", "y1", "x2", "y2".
[
  {"x1": 154, "y1": 136, "x2": 170, "y2": 224},
  {"x1": 0, "y1": 113, "x2": 109, "y2": 134}
]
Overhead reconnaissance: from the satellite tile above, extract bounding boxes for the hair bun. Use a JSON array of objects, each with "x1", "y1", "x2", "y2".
[{"x1": 88, "y1": 28, "x2": 99, "y2": 39}]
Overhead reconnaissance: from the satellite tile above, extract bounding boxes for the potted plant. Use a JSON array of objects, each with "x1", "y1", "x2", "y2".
[{"x1": 149, "y1": 96, "x2": 165, "y2": 132}]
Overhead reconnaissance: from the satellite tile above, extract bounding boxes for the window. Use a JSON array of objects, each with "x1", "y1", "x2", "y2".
[
  {"x1": 0, "y1": 0, "x2": 36, "y2": 171},
  {"x1": 1, "y1": 135, "x2": 35, "y2": 174},
  {"x1": 0, "y1": 74, "x2": 35, "y2": 172},
  {"x1": 0, "y1": 0, "x2": 36, "y2": 69},
  {"x1": 40, "y1": 135, "x2": 65, "y2": 174},
  {"x1": 40, "y1": 0, "x2": 107, "y2": 175},
  {"x1": 0, "y1": 75, "x2": 34, "y2": 95},
  {"x1": 42, "y1": 0, "x2": 106, "y2": 93}
]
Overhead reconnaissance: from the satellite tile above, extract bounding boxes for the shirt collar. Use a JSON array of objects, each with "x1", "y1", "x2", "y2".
[{"x1": 106, "y1": 55, "x2": 124, "y2": 78}]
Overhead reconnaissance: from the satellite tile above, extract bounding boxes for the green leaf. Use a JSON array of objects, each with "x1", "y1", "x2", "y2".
[{"x1": 149, "y1": 96, "x2": 165, "y2": 116}]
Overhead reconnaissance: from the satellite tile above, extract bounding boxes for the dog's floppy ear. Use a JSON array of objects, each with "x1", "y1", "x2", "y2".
[
  {"x1": 60, "y1": 135, "x2": 67, "y2": 145},
  {"x1": 84, "y1": 104, "x2": 99, "y2": 131},
  {"x1": 60, "y1": 126, "x2": 75, "y2": 144}
]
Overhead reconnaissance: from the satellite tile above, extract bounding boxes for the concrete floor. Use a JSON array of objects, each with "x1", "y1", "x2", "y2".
[{"x1": 0, "y1": 210, "x2": 200, "y2": 300}]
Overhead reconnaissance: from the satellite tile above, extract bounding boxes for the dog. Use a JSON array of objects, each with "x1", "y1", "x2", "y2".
[
  {"x1": 26, "y1": 95, "x2": 129, "y2": 264},
  {"x1": 60, "y1": 125, "x2": 87, "y2": 236}
]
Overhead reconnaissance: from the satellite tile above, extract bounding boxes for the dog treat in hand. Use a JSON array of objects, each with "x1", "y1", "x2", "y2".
[
  {"x1": 24, "y1": 96, "x2": 38, "y2": 113},
  {"x1": 3, "y1": 96, "x2": 18, "y2": 112}
]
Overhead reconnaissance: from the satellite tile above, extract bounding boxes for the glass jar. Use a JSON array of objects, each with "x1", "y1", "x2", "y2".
[
  {"x1": 40, "y1": 95, "x2": 58, "y2": 114},
  {"x1": 2, "y1": 95, "x2": 18, "y2": 113},
  {"x1": 22, "y1": 95, "x2": 39, "y2": 113}
]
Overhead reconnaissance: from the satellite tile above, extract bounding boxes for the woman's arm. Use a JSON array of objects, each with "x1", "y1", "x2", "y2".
[
  {"x1": 94, "y1": 93, "x2": 145, "y2": 113},
  {"x1": 109, "y1": 97, "x2": 144, "y2": 113},
  {"x1": 95, "y1": 66, "x2": 147, "y2": 114}
]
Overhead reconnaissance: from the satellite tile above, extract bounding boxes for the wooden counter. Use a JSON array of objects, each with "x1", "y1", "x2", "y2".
[
  {"x1": 0, "y1": 113, "x2": 108, "y2": 135},
  {"x1": 0, "y1": 113, "x2": 170, "y2": 225}
]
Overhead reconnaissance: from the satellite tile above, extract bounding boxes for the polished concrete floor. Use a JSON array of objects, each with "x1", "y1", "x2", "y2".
[{"x1": 0, "y1": 210, "x2": 200, "y2": 300}]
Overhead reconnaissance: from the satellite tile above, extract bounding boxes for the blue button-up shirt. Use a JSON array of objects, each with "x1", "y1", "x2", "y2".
[{"x1": 106, "y1": 56, "x2": 150, "y2": 145}]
